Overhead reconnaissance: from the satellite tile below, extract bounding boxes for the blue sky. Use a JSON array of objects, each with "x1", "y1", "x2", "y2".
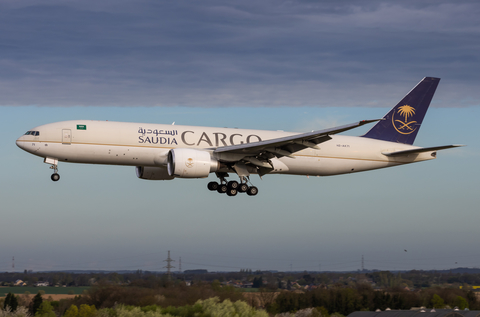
[{"x1": 0, "y1": 1, "x2": 479, "y2": 273}]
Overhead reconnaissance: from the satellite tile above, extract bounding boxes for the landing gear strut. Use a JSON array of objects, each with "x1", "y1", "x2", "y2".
[
  {"x1": 49, "y1": 164, "x2": 60, "y2": 182},
  {"x1": 44, "y1": 158, "x2": 60, "y2": 182}
]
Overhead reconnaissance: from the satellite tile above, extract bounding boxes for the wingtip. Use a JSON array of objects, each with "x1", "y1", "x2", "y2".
[{"x1": 360, "y1": 119, "x2": 383, "y2": 125}]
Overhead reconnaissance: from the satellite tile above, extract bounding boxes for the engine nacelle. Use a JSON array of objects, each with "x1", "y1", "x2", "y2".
[
  {"x1": 136, "y1": 166, "x2": 175, "y2": 180},
  {"x1": 167, "y1": 148, "x2": 219, "y2": 178}
]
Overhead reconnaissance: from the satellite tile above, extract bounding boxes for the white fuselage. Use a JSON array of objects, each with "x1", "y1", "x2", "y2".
[{"x1": 16, "y1": 120, "x2": 435, "y2": 177}]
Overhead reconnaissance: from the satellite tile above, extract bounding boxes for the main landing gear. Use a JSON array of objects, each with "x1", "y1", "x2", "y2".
[{"x1": 207, "y1": 174, "x2": 258, "y2": 197}]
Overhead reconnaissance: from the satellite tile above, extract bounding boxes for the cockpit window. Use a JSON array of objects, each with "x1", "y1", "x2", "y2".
[{"x1": 24, "y1": 131, "x2": 40, "y2": 136}]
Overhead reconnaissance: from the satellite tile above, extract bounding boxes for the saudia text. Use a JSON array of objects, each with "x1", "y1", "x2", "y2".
[{"x1": 138, "y1": 128, "x2": 262, "y2": 147}]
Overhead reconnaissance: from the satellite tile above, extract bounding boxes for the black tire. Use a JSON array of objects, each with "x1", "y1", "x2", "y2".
[
  {"x1": 51, "y1": 173, "x2": 60, "y2": 182},
  {"x1": 238, "y1": 183, "x2": 249, "y2": 193},
  {"x1": 207, "y1": 181, "x2": 219, "y2": 191},
  {"x1": 227, "y1": 180, "x2": 239, "y2": 190},
  {"x1": 226, "y1": 189, "x2": 238, "y2": 196},
  {"x1": 247, "y1": 186, "x2": 258, "y2": 196},
  {"x1": 217, "y1": 184, "x2": 228, "y2": 194}
]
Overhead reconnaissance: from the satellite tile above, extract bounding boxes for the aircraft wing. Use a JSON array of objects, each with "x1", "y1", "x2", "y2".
[
  {"x1": 214, "y1": 119, "x2": 379, "y2": 158},
  {"x1": 382, "y1": 145, "x2": 465, "y2": 157}
]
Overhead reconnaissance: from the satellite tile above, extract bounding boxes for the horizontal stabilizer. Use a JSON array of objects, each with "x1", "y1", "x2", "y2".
[{"x1": 382, "y1": 145, "x2": 465, "y2": 157}]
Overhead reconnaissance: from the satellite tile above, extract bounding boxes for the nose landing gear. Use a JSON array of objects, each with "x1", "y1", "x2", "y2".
[
  {"x1": 45, "y1": 158, "x2": 60, "y2": 182},
  {"x1": 50, "y1": 165, "x2": 60, "y2": 181},
  {"x1": 51, "y1": 172, "x2": 60, "y2": 181}
]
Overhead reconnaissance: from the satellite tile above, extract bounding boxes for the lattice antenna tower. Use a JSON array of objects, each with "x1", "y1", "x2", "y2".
[
  {"x1": 12, "y1": 257, "x2": 14, "y2": 272},
  {"x1": 179, "y1": 257, "x2": 182, "y2": 273},
  {"x1": 163, "y1": 250, "x2": 175, "y2": 280},
  {"x1": 361, "y1": 255, "x2": 364, "y2": 272}
]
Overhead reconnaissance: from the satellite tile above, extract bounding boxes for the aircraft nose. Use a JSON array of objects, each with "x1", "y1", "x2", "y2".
[{"x1": 16, "y1": 136, "x2": 26, "y2": 150}]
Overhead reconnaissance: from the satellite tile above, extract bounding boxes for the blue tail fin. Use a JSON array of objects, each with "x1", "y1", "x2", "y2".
[{"x1": 362, "y1": 77, "x2": 440, "y2": 145}]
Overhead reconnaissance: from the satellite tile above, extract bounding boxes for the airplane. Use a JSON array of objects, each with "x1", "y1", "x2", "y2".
[{"x1": 16, "y1": 77, "x2": 463, "y2": 197}]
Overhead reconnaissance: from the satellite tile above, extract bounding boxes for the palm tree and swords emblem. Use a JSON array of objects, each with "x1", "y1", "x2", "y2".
[
  {"x1": 185, "y1": 158, "x2": 194, "y2": 168},
  {"x1": 392, "y1": 105, "x2": 417, "y2": 134}
]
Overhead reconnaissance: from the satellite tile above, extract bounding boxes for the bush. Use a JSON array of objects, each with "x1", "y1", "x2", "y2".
[
  {"x1": 78, "y1": 283, "x2": 243, "y2": 309},
  {"x1": 0, "y1": 306, "x2": 31, "y2": 317},
  {"x1": 91, "y1": 298, "x2": 267, "y2": 317},
  {"x1": 35, "y1": 302, "x2": 55, "y2": 317},
  {"x1": 199, "y1": 297, "x2": 268, "y2": 317}
]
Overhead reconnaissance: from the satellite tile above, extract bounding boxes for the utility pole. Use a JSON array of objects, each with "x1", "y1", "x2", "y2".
[{"x1": 163, "y1": 251, "x2": 175, "y2": 280}]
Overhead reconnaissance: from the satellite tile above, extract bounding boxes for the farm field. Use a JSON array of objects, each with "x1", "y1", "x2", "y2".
[{"x1": 0, "y1": 286, "x2": 89, "y2": 296}]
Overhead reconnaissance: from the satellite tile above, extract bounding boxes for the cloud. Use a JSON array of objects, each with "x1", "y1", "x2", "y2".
[{"x1": 0, "y1": 0, "x2": 479, "y2": 107}]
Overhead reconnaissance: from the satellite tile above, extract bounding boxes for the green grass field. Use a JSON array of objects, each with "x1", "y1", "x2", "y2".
[
  {"x1": 239, "y1": 288, "x2": 260, "y2": 292},
  {"x1": 0, "y1": 286, "x2": 90, "y2": 295}
]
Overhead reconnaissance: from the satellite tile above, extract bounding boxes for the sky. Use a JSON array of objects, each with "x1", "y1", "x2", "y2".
[{"x1": 0, "y1": 0, "x2": 479, "y2": 273}]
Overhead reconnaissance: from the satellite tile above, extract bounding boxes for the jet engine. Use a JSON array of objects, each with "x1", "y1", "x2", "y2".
[
  {"x1": 167, "y1": 148, "x2": 219, "y2": 178},
  {"x1": 135, "y1": 166, "x2": 175, "y2": 180}
]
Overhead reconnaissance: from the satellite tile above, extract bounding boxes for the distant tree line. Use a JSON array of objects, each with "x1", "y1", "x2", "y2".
[
  {"x1": 365, "y1": 270, "x2": 480, "y2": 289},
  {"x1": 1, "y1": 291, "x2": 267, "y2": 317},
  {"x1": 268, "y1": 284, "x2": 478, "y2": 315},
  {"x1": 0, "y1": 282, "x2": 246, "y2": 316},
  {"x1": 1, "y1": 279, "x2": 480, "y2": 316},
  {"x1": 4, "y1": 269, "x2": 480, "y2": 289}
]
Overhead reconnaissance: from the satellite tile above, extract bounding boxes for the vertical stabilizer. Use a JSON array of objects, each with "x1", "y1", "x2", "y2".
[{"x1": 362, "y1": 77, "x2": 440, "y2": 145}]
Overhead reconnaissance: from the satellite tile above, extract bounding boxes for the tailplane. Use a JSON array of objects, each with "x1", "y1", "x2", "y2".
[{"x1": 362, "y1": 77, "x2": 440, "y2": 145}]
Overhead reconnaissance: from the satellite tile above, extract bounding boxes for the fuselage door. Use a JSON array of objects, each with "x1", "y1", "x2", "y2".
[{"x1": 62, "y1": 129, "x2": 72, "y2": 144}]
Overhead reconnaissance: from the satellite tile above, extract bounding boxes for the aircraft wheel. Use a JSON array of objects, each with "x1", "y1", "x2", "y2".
[
  {"x1": 217, "y1": 184, "x2": 228, "y2": 194},
  {"x1": 51, "y1": 173, "x2": 60, "y2": 182},
  {"x1": 226, "y1": 188, "x2": 238, "y2": 196},
  {"x1": 207, "y1": 181, "x2": 219, "y2": 191},
  {"x1": 238, "y1": 183, "x2": 249, "y2": 193},
  {"x1": 227, "y1": 180, "x2": 239, "y2": 190},
  {"x1": 247, "y1": 186, "x2": 258, "y2": 196}
]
